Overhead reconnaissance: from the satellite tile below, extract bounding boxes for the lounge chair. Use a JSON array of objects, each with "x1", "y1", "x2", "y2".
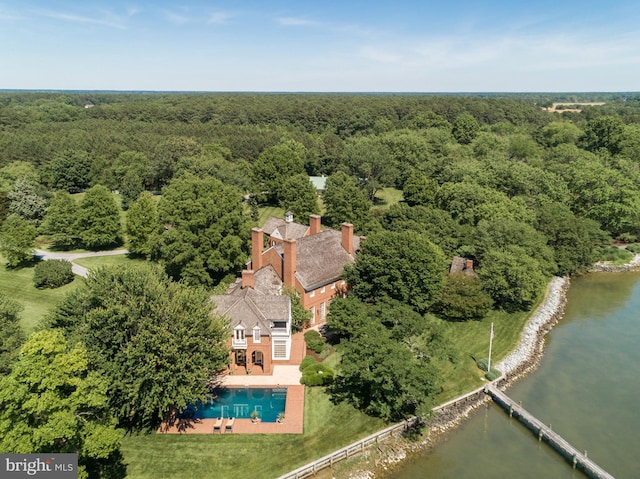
[
  {"x1": 213, "y1": 417, "x2": 223, "y2": 433},
  {"x1": 225, "y1": 417, "x2": 235, "y2": 432}
]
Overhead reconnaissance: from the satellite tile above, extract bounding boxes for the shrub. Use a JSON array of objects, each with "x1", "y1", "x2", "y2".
[
  {"x1": 33, "y1": 259, "x2": 74, "y2": 289},
  {"x1": 617, "y1": 232, "x2": 638, "y2": 244},
  {"x1": 300, "y1": 363, "x2": 334, "y2": 386},
  {"x1": 304, "y1": 330, "x2": 325, "y2": 354},
  {"x1": 476, "y1": 357, "x2": 490, "y2": 372},
  {"x1": 477, "y1": 357, "x2": 501, "y2": 380},
  {"x1": 625, "y1": 243, "x2": 640, "y2": 254},
  {"x1": 299, "y1": 355, "x2": 317, "y2": 372},
  {"x1": 598, "y1": 245, "x2": 632, "y2": 263}
]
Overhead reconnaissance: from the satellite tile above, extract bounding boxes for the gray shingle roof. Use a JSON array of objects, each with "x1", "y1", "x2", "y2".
[
  {"x1": 211, "y1": 287, "x2": 290, "y2": 335},
  {"x1": 262, "y1": 216, "x2": 309, "y2": 241},
  {"x1": 274, "y1": 229, "x2": 359, "y2": 291}
]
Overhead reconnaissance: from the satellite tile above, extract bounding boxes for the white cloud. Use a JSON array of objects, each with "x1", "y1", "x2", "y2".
[
  {"x1": 163, "y1": 10, "x2": 191, "y2": 26},
  {"x1": 207, "y1": 11, "x2": 235, "y2": 25},
  {"x1": 33, "y1": 7, "x2": 134, "y2": 30}
]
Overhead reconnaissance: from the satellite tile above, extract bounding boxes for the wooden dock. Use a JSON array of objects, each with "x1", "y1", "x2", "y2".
[{"x1": 484, "y1": 383, "x2": 614, "y2": 479}]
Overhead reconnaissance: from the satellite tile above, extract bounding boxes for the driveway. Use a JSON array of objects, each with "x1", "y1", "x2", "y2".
[{"x1": 34, "y1": 249, "x2": 129, "y2": 277}]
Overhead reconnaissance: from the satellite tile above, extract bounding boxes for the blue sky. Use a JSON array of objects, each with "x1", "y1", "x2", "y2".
[{"x1": 1, "y1": 1, "x2": 639, "y2": 92}]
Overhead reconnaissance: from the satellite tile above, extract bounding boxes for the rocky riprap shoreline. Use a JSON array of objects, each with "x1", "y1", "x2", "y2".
[
  {"x1": 362, "y1": 276, "x2": 571, "y2": 478},
  {"x1": 590, "y1": 253, "x2": 640, "y2": 273},
  {"x1": 343, "y1": 257, "x2": 640, "y2": 478}
]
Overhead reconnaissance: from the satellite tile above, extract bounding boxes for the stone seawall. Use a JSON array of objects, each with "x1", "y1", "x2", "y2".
[
  {"x1": 590, "y1": 253, "x2": 640, "y2": 273},
  {"x1": 369, "y1": 277, "x2": 571, "y2": 478}
]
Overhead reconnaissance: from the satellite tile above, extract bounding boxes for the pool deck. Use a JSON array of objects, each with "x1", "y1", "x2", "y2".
[{"x1": 160, "y1": 363, "x2": 305, "y2": 435}]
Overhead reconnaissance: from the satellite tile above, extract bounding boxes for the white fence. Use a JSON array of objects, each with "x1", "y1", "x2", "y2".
[{"x1": 277, "y1": 385, "x2": 487, "y2": 479}]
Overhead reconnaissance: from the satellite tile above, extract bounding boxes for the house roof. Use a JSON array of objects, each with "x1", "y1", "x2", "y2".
[
  {"x1": 262, "y1": 216, "x2": 309, "y2": 241},
  {"x1": 450, "y1": 256, "x2": 476, "y2": 276},
  {"x1": 274, "y1": 229, "x2": 359, "y2": 291},
  {"x1": 211, "y1": 287, "x2": 290, "y2": 334},
  {"x1": 309, "y1": 176, "x2": 327, "y2": 191}
]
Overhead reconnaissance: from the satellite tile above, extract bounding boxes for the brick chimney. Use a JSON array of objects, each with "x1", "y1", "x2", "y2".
[
  {"x1": 465, "y1": 259, "x2": 474, "y2": 272},
  {"x1": 251, "y1": 228, "x2": 263, "y2": 271},
  {"x1": 309, "y1": 214, "x2": 321, "y2": 235},
  {"x1": 341, "y1": 223, "x2": 354, "y2": 255},
  {"x1": 283, "y1": 239, "x2": 296, "y2": 287},
  {"x1": 242, "y1": 270, "x2": 255, "y2": 289}
]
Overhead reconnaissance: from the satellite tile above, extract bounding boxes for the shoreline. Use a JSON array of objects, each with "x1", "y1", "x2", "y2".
[
  {"x1": 346, "y1": 276, "x2": 571, "y2": 478},
  {"x1": 331, "y1": 257, "x2": 640, "y2": 479}
]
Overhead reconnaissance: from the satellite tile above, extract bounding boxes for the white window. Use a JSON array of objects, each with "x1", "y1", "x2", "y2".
[
  {"x1": 320, "y1": 302, "x2": 326, "y2": 319},
  {"x1": 321, "y1": 286, "x2": 325, "y2": 294},
  {"x1": 310, "y1": 307, "x2": 315, "y2": 324},
  {"x1": 253, "y1": 326, "x2": 261, "y2": 343},
  {"x1": 331, "y1": 283, "x2": 336, "y2": 290},
  {"x1": 310, "y1": 290, "x2": 315, "y2": 298},
  {"x1": 234, "y1": 328, "x2": 245, "y2": 341},
  {"x1": 273, "y1": 340, "x2": 288, "y2": 359}
]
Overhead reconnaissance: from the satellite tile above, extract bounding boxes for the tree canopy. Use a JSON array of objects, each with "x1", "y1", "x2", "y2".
[
  {"x1": 47, "y1": 264, "x2": 230, "y2": 432},
  {"x1": 344, "y1": 230, "x2": 448, "y2": 314},
  {"x1": 0, "y1": 330, "x2": 123, "y2": 479},
  {"x1": 152, "y1": 175, "x2": 250, "y2": 287}
]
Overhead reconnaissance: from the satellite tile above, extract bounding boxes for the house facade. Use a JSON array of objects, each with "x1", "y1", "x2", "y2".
[{"x1": 212, "y1": 284, "x2": 294, "y2": 375}]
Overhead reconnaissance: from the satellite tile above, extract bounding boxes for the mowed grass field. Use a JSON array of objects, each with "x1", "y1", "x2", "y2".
[
  {"x1": 121, "y1": 385, "x2": 386, "y2": 479},
  {"x1": 0, "y1": 257, "x2": 81, "y2": 332}
]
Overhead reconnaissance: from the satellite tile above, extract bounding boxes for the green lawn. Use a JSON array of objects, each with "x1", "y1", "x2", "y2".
[
  {"x1": 120, "y1": 386, "x2": 386, "y2": 479},
  {"x1": 0, "y1": 257, "x2": 81, "y2": 332},
  {"x1": 436, "y1": 308, "x2": 531, "y2": 401},
  {"x1": 372, "y1": 187, "x2": 403, "y2": 211},
  {"x1": 73, "y1": 254, "x2": 144, "y2": 270},
  {"x1": 257, "y1": 205, "x2": 285, "y2": 226}
]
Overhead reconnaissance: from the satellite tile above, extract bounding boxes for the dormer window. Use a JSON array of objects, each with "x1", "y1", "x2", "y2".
[
  {"x1": 253, "y1": 325, "x2": 261, "y2": 343},
  {"x1": 234, "y1": 326, "x2": 245, "y2": 341}
]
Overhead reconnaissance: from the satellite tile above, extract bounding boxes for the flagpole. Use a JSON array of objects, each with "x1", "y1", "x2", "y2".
[{"x1": 487, "y1": 322, "x2": 494, "y2": 375}]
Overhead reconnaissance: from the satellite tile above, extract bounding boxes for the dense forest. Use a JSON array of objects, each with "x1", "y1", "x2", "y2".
[{"x1": 1, "y1": 91, "x2": 640, "y2": 474}]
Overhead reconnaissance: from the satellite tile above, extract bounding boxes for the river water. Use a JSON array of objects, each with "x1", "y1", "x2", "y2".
[{"x1": 390, "y1": 272, "x2": 640, "y2": 479}]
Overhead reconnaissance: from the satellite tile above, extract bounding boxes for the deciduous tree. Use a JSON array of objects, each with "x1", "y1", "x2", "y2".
[
  {"x1": 8, "y1": 179, "x2": 49, "y2": 226},
  {"x1": 0, "y1": 330, "x2": 123, "y2": 479},
  {"x1": 330, "y1": 322, "x2": 441, "y2": 421},
  {"x1": 40, "y1": 191, "x2": 79, "y2": 250},
  {"x1": 0, "y1": 215, "x2": 37, "y2": 267},
  {"x1": 75, "y1": 185, "x2": 122, "y2": 250},
  {"x1": 477, "y1": 246, "x2": 547, "y2": 312},
  {"x1": 434, "y1": 273, "x2": 493, "y2": 321},
  {"x1": 322, "y1": 172, "x2": 372, "y2": 233},
  {"x1": 278, "y1": 174, "x2": 320, "y2": 219},
  {"x1": 152, "y1": 175, "x2": 250, "y2": 287},
  {"x1": 344, "y1": 230, "x2": 448, "y2": 314},
  {"x1": 48, "y1": 264, "x2": 230, "y2": 432},
  {"x1": 0, "y1": 293, "x2": 25, "y2": 374},
  {"x1": 126, "y1": 192, "x2": 158, "y2": 256}
]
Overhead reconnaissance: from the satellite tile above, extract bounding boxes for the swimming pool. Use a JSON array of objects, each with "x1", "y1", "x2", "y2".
[{"x1": 185, "y1": 387, "x2": 287, "y2": 423}]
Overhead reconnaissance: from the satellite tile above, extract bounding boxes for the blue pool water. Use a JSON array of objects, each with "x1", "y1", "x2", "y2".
[{"x1": 185, "y1": 387, "x2": 287, "y2": 423}]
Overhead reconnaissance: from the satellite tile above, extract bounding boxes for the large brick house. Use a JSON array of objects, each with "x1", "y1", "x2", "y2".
[
  {"x1": 211, "y1": 271, "x2": 295, "y2": 375},
  {"x1": 213, "y1": 215, "x2": 359, "y2": 374},
  {"x1": 244, "y1": 215, "x2": 359, "y2": 325}
]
